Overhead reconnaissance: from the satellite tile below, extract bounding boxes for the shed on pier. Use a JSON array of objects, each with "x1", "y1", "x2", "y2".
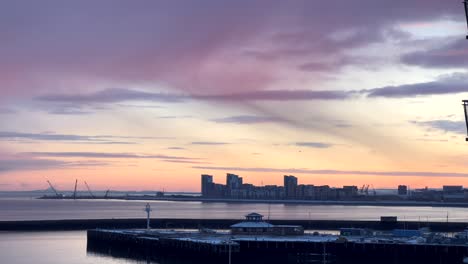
[{"x1": 230, "y1": 212, "x2": 304, "y2": 236}]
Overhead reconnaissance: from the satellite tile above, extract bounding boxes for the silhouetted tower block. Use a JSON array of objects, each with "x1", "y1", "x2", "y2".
[
  {"x1": 284, "y1": 175, "x2": 298, "y2": 199},
  {"x1": 201, "y1": 174, "x2": 213, "y2": 196},
  {"x1": 226, "y1": 173, "x2": 242, "y2": 196}
]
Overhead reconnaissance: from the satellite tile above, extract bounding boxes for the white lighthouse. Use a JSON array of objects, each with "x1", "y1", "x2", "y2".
[{"x1": 144, "y1": 203, "x2": 152, "y2": 230}]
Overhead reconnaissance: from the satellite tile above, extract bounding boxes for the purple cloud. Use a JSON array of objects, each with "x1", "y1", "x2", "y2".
[
  {"x1": 211, "y1": 115, "x2": 284, "y2": 124},
  {"x1": 402, "y1": 39, "x2": 468, "y2": 69},
  {"x1": 24, "y1": 152, "x2": 199, "y2": 161},
  {"x1": 295, "y1": 142, "x2": 334, "y2": 148},
  {"x1": 0, "y1": 1, "x2": 460, "y2": 101},
  {"x1": 0, "y1": 158, "x2": 107, "y2": 173},
  {"x1": 0, "y1": 131, "x2": 171, "y2": 144},
  {"x1": 411, "y1": 120, "x2": 466, "y2": 134},
  {"x1": 193, "y1": 166, "x2": 468, "y2": 178},
  {"x1": 191, "y1": 142, "x2": 229, "y2": 145},
  {"x1": 364, "y1": 73, "x2": 468, "y2": 98},
  {"x1": 167, "y1": 147, "x2": 185, "y2": 150}
]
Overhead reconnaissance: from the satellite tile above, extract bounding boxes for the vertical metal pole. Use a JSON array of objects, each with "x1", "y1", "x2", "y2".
[
  {"x1": 228, "y1": 241, "x2": 231, "y2": 264},
  {"x1": 464, "y1": 1, "x2": 468, "y2": 39},
  {"x1": 147, "y1": 210, "x2": 150, "y2": 229},
  {"x1": 145, "y1": 203, "x2": 151, "y2": 230},
  {"x1": 463, "y1": 101, "x2": 468, "y2": 140}
]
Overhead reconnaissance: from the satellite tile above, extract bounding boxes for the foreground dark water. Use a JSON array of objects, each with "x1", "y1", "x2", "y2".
[{"x1": 0, "y1": 231, "x2": 134, "y2": 264}]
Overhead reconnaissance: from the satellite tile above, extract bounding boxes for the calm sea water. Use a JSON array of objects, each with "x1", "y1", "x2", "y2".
[
  {"x1": 3, "y1": 195, "x2": 468, "y2": 264},
  {"x1": 2, "y1": 196, "x2": 468, "y2": 222},
  {"x1": 0, "y1": 231, "x2": 167, "y2": 264}
]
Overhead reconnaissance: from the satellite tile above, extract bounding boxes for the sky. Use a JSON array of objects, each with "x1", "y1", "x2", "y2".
[{"x1": 1, "y1": 0, "x2": 468, "y2": 192}]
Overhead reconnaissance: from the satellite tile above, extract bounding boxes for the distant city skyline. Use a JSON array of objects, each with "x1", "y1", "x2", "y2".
[{"x1": 1, "y1": 1, "x2": 468, "y2": 191}]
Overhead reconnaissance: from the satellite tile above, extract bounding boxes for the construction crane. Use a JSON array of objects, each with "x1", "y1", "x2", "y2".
[
  {"x1": 359, "y1": 185, "x2": 365, "y2": 194},
  {"x1": 104, "y1": 189, "x2": 111, "y2": 199},
  {"x1": 73, "y1": 179, "x2": 78, "y2": 200},
  {"x1": 46, "y1": 180, "x2": 61, "y2": 198},
  {"x1": 84, "y1": 181, "x2": 95, "y2": 198}
]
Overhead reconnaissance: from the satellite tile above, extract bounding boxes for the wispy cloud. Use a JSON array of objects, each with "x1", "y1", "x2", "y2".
[
  {"x1": 0, "y1": 158, "x2": 108, "y2": 173},
  {"x1": 37, "y1": 88, "x2": 353, "y2": 105},
  {"x1": 163, "y1": 160, "x2": 209, "y2": 164},
  {"x1": 37, "y1": 88, "x2": 185, "y2": 104},
  {"x1": 192, "y1": 166, "x2": 468, "y2": 177},
  {"x1": 35, "y1": 73, "x2": 468, "y2": 108},
  {"x1": 410, "y1": 120, "x2": 466, "y2": 134},
  {"x1": 191, "y1": 142, "x2": 230, "y2": 145},
  {"x1": 364, "y1": 73, "x2": 468, "y2": 98},
  {"x1": 211, "y1": 115, "x2": 284, "y2": 124},
  {"x1": 0, "y1": 131, "x2": 171, "y2": 144},
  {"x1": 167, "y1": 147, "x2": 185, "y2": 150},
  {"x1": 158, "y1": 115, "x2": 193, "y2": 119},
  {"x1": 24, "y1": 151, "x2": 199, "y2": 161},
  {"x1": 401, "y1": 39, "x2": 468, "y2": 69},
  {"x1": 295, "y1": 142, "x2": 334, "y2": 148},
  {"x1": 0, "y1": 107, "x2": 15, "y2": 114}
]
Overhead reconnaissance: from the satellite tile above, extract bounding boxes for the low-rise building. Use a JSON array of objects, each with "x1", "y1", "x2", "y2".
[{"x1": 230, "y1": 213, "x2": 304, "y2": 236}]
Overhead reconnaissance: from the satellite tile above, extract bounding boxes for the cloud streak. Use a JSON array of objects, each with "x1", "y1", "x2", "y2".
[
  {"x1": 0, "y1": 158, "x2": 107, "y2": 173},
  {"x1": 211, "y1": 115, "x2": 284, "y2": 124},
  {"x1": 24, "y1": 151, "x2": 199, "y2": 161},
  {"x1": 410, "y1": 120, "x2": 466, "y2": 134},
  {"x1": 191, "y1": 142, "x2": 229, "y2": 146},
  {"x1": 0, "y1": 131, "x2": 171, "y2": 144},
  {"x1": 364, "y1": 73, "x2": 468, "y2": 98},
  {"x1": 295, "y1": 142, "x2": 334, "y2": 148},
  {"x1": 35, "y1": 72, "x2": 468, "y2": 108},
  {"x1": 192, "y1": 166, "x2": 468, "y2": 178}
]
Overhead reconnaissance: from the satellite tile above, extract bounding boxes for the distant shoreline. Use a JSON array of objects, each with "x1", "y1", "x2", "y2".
[{"x1": 39, "y1": 196, "x2": 468, "y2": 208}]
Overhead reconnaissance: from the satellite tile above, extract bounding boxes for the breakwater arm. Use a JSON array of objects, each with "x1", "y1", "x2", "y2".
[{"x1": 1, "y1": 218, "x2": 467, "y2": 232}]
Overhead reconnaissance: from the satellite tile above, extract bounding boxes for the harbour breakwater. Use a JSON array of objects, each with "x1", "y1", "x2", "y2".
[
  {"x1": 1, "y1": 218, "x2": 467, "y2": 232},
  {"x1": 87, "y1": 229, "x2": 468, "y2": 264}
]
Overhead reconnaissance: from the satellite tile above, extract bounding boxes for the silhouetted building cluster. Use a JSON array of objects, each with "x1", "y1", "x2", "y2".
[
  {"x1": 398, "y1": 185, "x2": 408, "y2": 195},
  {"x1": 410, "y1": 185, "x2": 468, "y2": 201},
  {"x1": 201, "y1": 174, "x2": 359, "y2": 200}
]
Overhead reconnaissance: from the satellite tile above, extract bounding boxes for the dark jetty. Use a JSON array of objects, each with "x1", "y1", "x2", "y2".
[
  {"x1": 2, "y1": 218, "x2": 468, "y2": 232},
  {"x1": 87, "y1": 229, "x2": 468, "y2": 264}
]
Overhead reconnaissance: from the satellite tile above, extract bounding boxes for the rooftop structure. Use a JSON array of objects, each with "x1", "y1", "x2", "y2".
[{"x1": 230, "y1": 212, "x2": 303, "y2": 236}]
